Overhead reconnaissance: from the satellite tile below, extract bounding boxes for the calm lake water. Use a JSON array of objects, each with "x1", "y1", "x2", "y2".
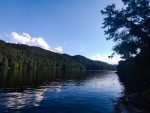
[{"x1": 0, "y1": 71, "x2": 126, "y2": 113}]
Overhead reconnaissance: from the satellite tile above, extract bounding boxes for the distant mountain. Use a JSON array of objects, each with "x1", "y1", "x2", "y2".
[
  {"x1": 72, "y1": 55, "x2": 116, "y2": 71},
  {"x1": 0, "y1": 40, "x2": 116, "y2": 73}
]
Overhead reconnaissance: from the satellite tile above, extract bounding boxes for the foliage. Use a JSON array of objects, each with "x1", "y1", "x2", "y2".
[
  {"x1": 102, "y1": 1, "x2": 150, "y2": 105},
  {"x1": 0, "y1": 40, "x2": 115, "y2": 73},
  {"x1": 0, "y1": 40, "x2": 85, "y2": 72},
  {"x1": 72, "y1": 55, "x2": 116, "y2": 71},
  {"x1": 142, "y1": 88, "x2": 150, "y2": 103},
  {"x1": 101, "y1": 0, "x2": 150, "y2": 59}
]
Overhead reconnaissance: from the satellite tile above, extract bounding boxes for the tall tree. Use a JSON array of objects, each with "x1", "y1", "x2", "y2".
[
  {"x1": 0, "y1": 57, "x2": 9, "y2": 70},
  {"x1": 101, "y1": 0, "x2": 150, "y2": 59}
]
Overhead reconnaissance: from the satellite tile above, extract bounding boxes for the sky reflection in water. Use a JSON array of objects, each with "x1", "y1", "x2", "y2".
[{"x1": 0, "y1": 71, "x2": 124, "y2": 113}]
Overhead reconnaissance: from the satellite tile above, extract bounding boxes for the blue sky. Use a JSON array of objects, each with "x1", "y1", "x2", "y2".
[{"x1": 0, "y1": 0, "x2": 123, "y2": 64}]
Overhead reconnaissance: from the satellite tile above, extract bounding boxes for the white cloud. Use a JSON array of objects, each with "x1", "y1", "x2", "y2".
[
  {"x1": 10, "y1": 32, "x2": 63, "y2": 53},
  {"x1": 90, "y1": 54, "x2": 122, "y2": 64},
  {"x1": 51, "y1": 46, "x2": 63, "y2": 53}
]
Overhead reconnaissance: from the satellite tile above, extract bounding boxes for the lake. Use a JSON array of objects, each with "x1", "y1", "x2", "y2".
[{"x1": 0, "y1": 70, "x2": 133, "y2": 113}]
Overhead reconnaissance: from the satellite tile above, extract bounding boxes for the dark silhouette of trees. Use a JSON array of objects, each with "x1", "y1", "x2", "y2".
[
  {"x1": 102, "y1": 0, "x2": 150, "y2": 104},
  {"x1": 101, "y1": 0, "x2": 150, "y2": 59}
]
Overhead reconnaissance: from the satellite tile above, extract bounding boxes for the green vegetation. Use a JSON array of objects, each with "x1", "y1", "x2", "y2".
[
  {"x1": 142, "y1": 89, "x2": 150, "y2": 104},
  {"x1": 102, "y1": 0, "x2": 150, "y2": 103},
  {"x1": 72, "y1": 55, "x2": 116, "y2": 70},
  {"x1": 0, "y1": 40, "x2": 115, "y2": 75},
  {"x1": 0, "y1": 40, "x2": 85, "y2": 72}
]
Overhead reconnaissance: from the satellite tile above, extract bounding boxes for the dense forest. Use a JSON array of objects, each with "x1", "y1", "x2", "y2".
[
  {"x1": 72, "y1": 55, "x2": 116, "y2": 70},
  {"x1": 102, "y1": 0, "x2": 150, "y2": 104},
  {"x1": 0, "y1": 40, "x2": 85, "y2": 73},
  {"x1": 0, "y1": 40, "x2": 115, "y2": 74}
]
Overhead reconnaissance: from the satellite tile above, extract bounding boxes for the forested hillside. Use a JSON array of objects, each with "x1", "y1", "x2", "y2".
[
  {"x1": 0, "y1": 40, "x2": 115, "y2": 73},
  {"x1": 0, "y1": 40, "x2": 85, "y2": 72},
  {"x1": 72, "y1": 55, "x2": 116, "y2": 70}
]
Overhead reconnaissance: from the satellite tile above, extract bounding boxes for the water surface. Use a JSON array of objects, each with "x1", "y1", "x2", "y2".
[{"x1": 0, "y1": 71, "x2": 124, "y2": 113}]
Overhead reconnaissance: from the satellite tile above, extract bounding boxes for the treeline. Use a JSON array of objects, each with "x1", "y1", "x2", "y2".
[
  {"x1": 0, "y1": 40, "x2": 85, "y2": 72},
  {"x1": 0, "y1": 40, "x2": 115, "y2": 74},
  {"x1": 117, "y1": 49, "x2": 150, "y2": 102},
  {"x1": 118, "y1": 49, "x2": 150, "y2": 89},
  {"x1": 101, "y1": 0, "x2": 150, "y2": 104},
  {"x1": 72, "y1": 55, "x2": 116, "y2": 71}
]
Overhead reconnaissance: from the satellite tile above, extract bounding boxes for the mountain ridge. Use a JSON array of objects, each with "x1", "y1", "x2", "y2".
[{"x1": 0, "y1": 40, "x2": 116, "y2": 72}]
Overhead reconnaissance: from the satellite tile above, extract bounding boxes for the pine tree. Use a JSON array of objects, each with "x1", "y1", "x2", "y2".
[{"x1": 0, "y1": 56, "x2": 9, "y2": 70}]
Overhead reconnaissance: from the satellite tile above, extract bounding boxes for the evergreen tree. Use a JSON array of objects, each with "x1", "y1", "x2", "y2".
[{"x1": 0, "y1": 56, "x2": 9, "y2": 70}]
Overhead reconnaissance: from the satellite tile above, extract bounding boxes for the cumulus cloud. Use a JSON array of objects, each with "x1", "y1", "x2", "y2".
[
  {"x1": 10, "y1": 32, "x2": 63, "y2": 53},
  {"x1": 51, "y1": 46, "x2": 63, "y2": 53},
  {"x1": 90, "y1": 54, "x2": 122, "y2": 64}
]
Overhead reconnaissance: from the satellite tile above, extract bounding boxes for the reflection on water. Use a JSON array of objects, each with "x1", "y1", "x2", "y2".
[
  {"x1": 0, "y1": 70, "x2": 125, "y2": 113},
  {"x1": 0, "y1": 69, "x2": 86, "y2": 91},
  {"x1": 4, "y1": 89, "x2": 46, "y2": 109}
]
